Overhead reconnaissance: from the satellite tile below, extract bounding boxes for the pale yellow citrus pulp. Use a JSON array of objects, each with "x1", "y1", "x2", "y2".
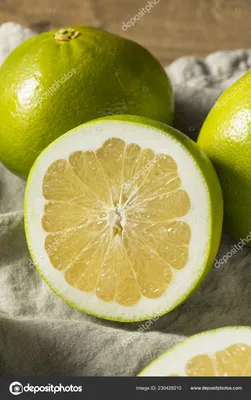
[
  {"x1": 42, "y1": 138, "x2": 191, "y2": 307},
  {"x1": 173, "y1": 343, "x2": 251, "y2": 376}
]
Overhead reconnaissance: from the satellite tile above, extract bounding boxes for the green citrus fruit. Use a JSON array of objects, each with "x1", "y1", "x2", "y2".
[
  {"x1": 24, "y1": 115, "x2": 223, "y2": 322},
  {"x1": 139, "y1": 326, "x2": 251, "y2": 376},
  {"x1": 0, "y1": 26, "x2": 173, "y2": 179},
  {"x1": 198, "y1": 71, "x2": 251, "y2": 243}
]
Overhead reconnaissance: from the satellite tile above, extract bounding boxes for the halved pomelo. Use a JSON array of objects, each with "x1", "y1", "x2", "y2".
[
  {"x1": 139, "y1": 326, "x2": 251, "y2": 376},
  {"x1": 24, "y1": 115, "x2": 223, "y2": 322}
]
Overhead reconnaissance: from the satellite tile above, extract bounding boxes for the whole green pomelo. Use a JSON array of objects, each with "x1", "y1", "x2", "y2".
[
  {"x1": 0, "y1": 26, "x2": 173, "y2": 178},
  {"x1": 198, "y1": 70, "x2": 251, "y2": 243}
]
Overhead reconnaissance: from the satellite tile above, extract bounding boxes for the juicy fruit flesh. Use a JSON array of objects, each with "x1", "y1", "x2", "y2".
[
  {"x1": 172, "y1": 344, "x2": 251, "y2": 376},
  {"x1": 42, "y1": 138, "x2": 191, "y2": 307}
]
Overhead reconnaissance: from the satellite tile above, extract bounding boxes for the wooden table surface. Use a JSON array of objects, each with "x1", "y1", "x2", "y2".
[{"x1": 1, "y1": 0, "x2": 251, "y2": 66}]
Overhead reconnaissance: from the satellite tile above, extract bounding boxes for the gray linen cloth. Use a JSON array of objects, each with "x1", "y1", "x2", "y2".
[{"x1": 0, "y1": 23, "x2": 251, "y2": 376}]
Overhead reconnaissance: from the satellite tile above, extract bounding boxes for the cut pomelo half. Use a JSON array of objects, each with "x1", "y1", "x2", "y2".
[
  {"x1": 139, "y1": 326, "x2": 251, "y2": 376},
  {"x1": 24, "y1": 115, "x2": 223, "y2": 322}
]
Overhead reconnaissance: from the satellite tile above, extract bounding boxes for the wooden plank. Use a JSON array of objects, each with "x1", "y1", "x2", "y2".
[
  {"x1": 0, "y1": 0, "x2": 251, "y2": 65},
  {"x1": 0, "y1": 0, "x2": 99, "y2": 32}
]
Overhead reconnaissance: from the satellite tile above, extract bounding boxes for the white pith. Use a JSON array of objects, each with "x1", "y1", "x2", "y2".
[
  {"x1": 25, "y1": 119, "x2": 211, "y2": 321},
  {"x1": 139, "y1": 327, "x2": 251, "y2": 376}
]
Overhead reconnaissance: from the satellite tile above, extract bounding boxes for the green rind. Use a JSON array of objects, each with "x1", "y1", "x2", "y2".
[
  {"x1": 24, "y1": 115, "x2": 223, "y2": 323},
  {"x1": 0, "y1": 26, "x2": 173, "y2": 178},
  {"x1": 138, "y1": 326, "x2": 251, "y2": 376},
  {"x1": 198, "y1": 70, "x2": 251, "y2": 243}
]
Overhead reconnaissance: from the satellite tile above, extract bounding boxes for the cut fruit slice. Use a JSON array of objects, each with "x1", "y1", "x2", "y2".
[
  {"x1": 24, "y1": 115, "x2": 223, "y2": 322},
  {"x1": 139, "y1": 326, "x2": 251, "y2": 376}
]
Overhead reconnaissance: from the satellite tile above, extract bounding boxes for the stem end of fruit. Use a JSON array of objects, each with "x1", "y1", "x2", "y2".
[{"x1": 54, "y1": 28, "x2": 80, "y2": 42}]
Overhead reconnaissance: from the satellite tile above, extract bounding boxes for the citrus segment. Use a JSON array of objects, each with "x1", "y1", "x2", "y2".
[
  {"x1": 186, "y1": 354, "x2": 215, "y2": 376},
  {"x1": 65, "y1": 231, "x2": 110, "y2": 293},
  {"x1": 128, "y1": 148, "x2": 155, "y2": 194},
  {"x1": 69, "y1": 150, "x2": 112, "y2": 205},
  {"x1": 43, "y1": 159, "x2": 87, "y2": 201},
  {"x1": 123, "y1": 232, "x2": 173, "y2": 299},
  {"x1": 96, "y1": 138, "x2": 126, "y2": 204}
]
